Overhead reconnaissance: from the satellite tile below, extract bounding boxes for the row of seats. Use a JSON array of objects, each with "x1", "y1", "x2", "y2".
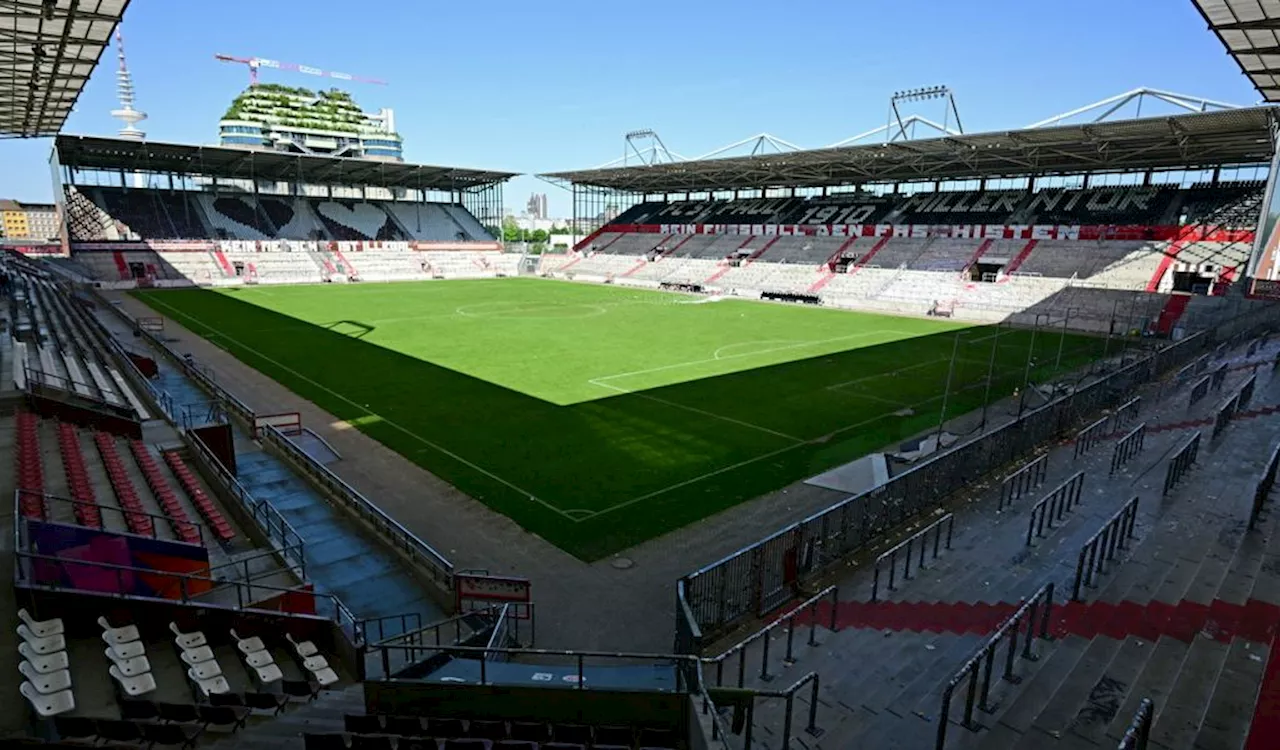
[
  {"x1": 51, "y1": 713, "x2": 205, "y2": 749},
  {"x1": 129, "y1": 439, "x2": 202, "y2": 544},
  {"x1": 92, "y1": 431, "x2": 156, "y2": 537},
  {"x1": 335, "y1": 716, "x2": 677, "y2": 750},
  {"x1": 164, "y1": 451, "x2": 235, "y2": 542},
  {"x1": 17, "y1": 609, "x2": 75, "y2": 717},
  {"x1": 56, "y1": 422, "x2": 104, "y2": 530},
  {"x1": 16, "y1": 412, "x2": 47, "y2": 519}
]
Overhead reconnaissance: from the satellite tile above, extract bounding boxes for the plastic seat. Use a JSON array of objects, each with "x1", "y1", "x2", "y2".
[
  {"x1": 53, "y1": 715, "x2": 99, "y2": 742},
  {"x1": 19, "y1": 661, "x2": 72, "y2": 694},
  {"x1": 17, "y1": 624, "x2": 66, "y2": 654},
  {"x1": 312, "y1": 666, "x2": 340, "y2": 687},
  {"x1": 286, "y1": 632, "x2": 319, "y2": 657},
  {"x1": 20, "y1": 681, "x2": 75, "y2": 717},
  {"x1": 188, "y1": 668, "x2": 231, "y2": 697},
  {"x1": 303, "y1": 734, "x2": 348, "y2": 750},
  {"x1": 186, "y1": 659, "x2": 224, "y2": 681},
  {"x1": 509, "y1": 722, "x2": 549, "y2": 742},
  {"x1": 300, "y1": 654, "x2": 329, "y2": 672},
  {"x1": 553, "y1": 724, "x2": 592, "y2": 745},
  {"x1": 443, "y1": 739, "x2": 490, "y2": 750},
  {"x1": 281, "y1": 679, "x2": 321, "y2": 702},
  {"x1": 198, "y1": 703, "x2": 250, "y2": 731},
  {"x1": 98, "y1": 616, "x2": 140, "y2": 645},
  {"x1": 467, "y1": 720, "x2": 507, "y2": 741},
  {"x1": 102, "y1": 635, "x2": 146, "y2": 660},
  {"x1": 18, "y1": 642, "x2": 68, "y2": 673},
  {"x1": 241, "y1": 690, "x2": 289, "y2": 714},
  {"x1": 96, "y1": 719, "x2": 143, "y2": 743},
  {"x1": 108, "y1": 652, "x2": 152, "y2": 678},
  {"x1": 242, "y1": 649, "x2": 275, "y2": 668},
  {"x1": 427, "y1": 718, "x2": 467, "y2": 738},
  {"x1": 169, "y1": 622, "x2": 207, "y2": 649},
  {"x1": 351, "y1": 736, "x2": 394, "y2": 750},
  {"x1": 120, "y1": 698, "x2": 161, "y2": 722},
  {"x1": 493, "y1": 742, "x2": 538, "y2": 750},
  {"x1": 381, "y1": 716, "x2": 424, "y2": 736},
  {"x1": 139, "y1": 721, "x2": 202, "y2": 749},
  {"x1": 344, "y1": 715, "x2": 383, "y2": 734},
  {"x1": 594, "y1": 726, "x2": 633, "y2": 746},
  {"x1": 230, "y1": 629, "x2": 266, "y2": 654},
  {"x1": 156, "y1": 702, "x2": 200, "y2": 724},
  {"x1": 250, "y1": 662, "x2": 284, "y2": 685},
  {"x1": 17, "y1": 608, "x2": 64, "y2": 637},
  {"x1": 110, "y1": 664, "x2": 157, "y2": 696},
  {"x1": 178, "y1": 645, "x2": 217, "y2": 665}
]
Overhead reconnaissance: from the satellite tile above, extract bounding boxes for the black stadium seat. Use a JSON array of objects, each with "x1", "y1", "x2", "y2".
[
  {"x1": 552, "y1": 724, "x2": 592, "y2": 744},
  {"x1": 383, "y1": 715, "x2": 427, "y2": 736},
  {"x1": 197, "y1": 703, "x2": 251, "y2": 731},
  {"x1": 510, "y1": 721, "x2": 549, "y2": 742},
  {"x1": 594, "y1": 725, "x2": 633, "y2": 746},
  {"x1": 303, "y1": 733, "x2": 348, "y2": 750},
  {"x1": 468, "y1": 719, "x2": 507, "y2": 740},
  {"x1": 426, "y1": 717, "x2": 466, "y2": 737},
  {"x1": 344, "y1": 715, "x2": 384, "y2": 734},
  {"x1": 53, "y1": 716, "x2": 99, "y2": 743},
  {"x1": 494, "y1": 742, "x2": 539, "y2": 750},
  {"x1": 349, "y1": 735, "x2": 394, "y2": 750}
]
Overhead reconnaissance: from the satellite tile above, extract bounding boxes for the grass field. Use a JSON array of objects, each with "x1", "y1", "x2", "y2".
[{"x1": 133, "y1": 278, "x2": 1107, "y2": 560}]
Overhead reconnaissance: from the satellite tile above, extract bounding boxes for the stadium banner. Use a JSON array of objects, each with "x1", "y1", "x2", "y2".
[
  {"x1": 455, "y1": 572, "x2": 533, "y2": 620},
  {"x1": 254, "y1": 412, "x2": 303, "y2": 438},
  {"x1": 71, "y1": 240, "x2": 215, "y2": 252}
]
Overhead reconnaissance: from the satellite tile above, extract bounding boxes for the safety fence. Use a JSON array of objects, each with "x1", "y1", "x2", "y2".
[
  {"x1": 1189, "y1": 376, "x2": 1212, "y2": 408},
  {"x1": 870, "y1": 515, "x2": 955, "y2": 601},
  {"x1": 1213, "y1": 393, "x2": 1241, "y2": 441},
  {"x1": 1210, "y1": 363, "x2": 1229, "y2": 391},
  {"x1": 259, "y1": 425, "x2": 454, "y2": 595},
  {"x1": 935, "y1": 582, "x2": 1055, "y2": 750},
  {"x1": 1026, "y1": 471, "x2": 1086, "y2": 546},
  {"x1": 15, "y1": 488, "x2": 210, "y2": 547},
  {"x1": 1117, "y1": 697, "x2": 1154, "y2": 750},
  {"x1": 680, "y1": 329, "x2": 1217, "y2": 643},
  {"x1": 1250, "y1": 442, "x2": 1280, "y2": 531},
  {"x1": 1162, "y1": 432, "x2": 1201, "y2": 496},
  {"x1": 1072, "y1": 496, "x2": 1140, "y2": 601},
  {"x1": 1073, "y1": 416, "x2": 1109, "y2": 460},
  {"x1": 998, "y1": 454, "x2": 1049, "y2": 511},
  {"x1": 703, "y1": 587, "x2": 838, "y2": 688},
  {"x1": 1239, "y1": 373, "x2": 1257, "y2": 411},
  {"x1": 1110, "y1": 423, "x2": 1147, "y2": 475},
  {"x1": 1112, "y1": 396, "x2": 1142, "y2": 432}
]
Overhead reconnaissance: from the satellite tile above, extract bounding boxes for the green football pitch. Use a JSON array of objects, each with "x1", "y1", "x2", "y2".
[{"x1": 133, "y1": 278, "x2": 1106, "y2": 560}]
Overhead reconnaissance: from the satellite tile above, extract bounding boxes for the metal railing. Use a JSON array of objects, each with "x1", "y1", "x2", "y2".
[
  {"x1": 999, "y1": 454, "x2": 1049, "y2": 510},
  {"x1": 1163, "y1": 432, "x2": 1201, "y2": 496},
  {"x1": 703, "y1": 586, "x2": 838, "y2": 687},
  {"x1": 681, "y1": 328, "x2": 1218, "y2": 641},
  {"x1": 1072, "y1": 496, "x2": 1140, "y2": 601},
  {"x1": 1074, "y1": 416, "x2": 1108, "y2": 459},
  {"x1": 936, "y1": 582, "x2": 1055, "y2": 750},
  {"x1": 1189, "y1": 375, "x2": 1212, "y2": 408},
  {"x1": 1238, "y1": 373, "x2": 1257, "y2": 411},
  {"x1": 1111, "y1": 396, "x2": 1141, "y2": 432},
  {"x1": 15, "y1": 488, "x2": 208, "y2": 546},
  {"x1": 871, "y1": 514, "x2": 955, "y2": 601},
  {"x1": 1026, "y1": 471, "x2": 1086, "y2": 545},
  {"x1": 184, "y1": 430, "x2": 307, "y2": 579},
  {"x1": 1250, "y1": 442, "x2": 1280, "y2": 531},
  {"x1": 259, "y1": 425, "x2": 454, "y2": 594},
  {"x1": 711, "y1": 671, "x2": 822, "y2": 750},
  {"x1": 1213, "y1": 393, "x2": 1240, "y2": 440},
  {"x1": 1110, "y1": 423, "x2": 1147, "y2": 475},
  {"x1": 1117, "y1": 697, "x2": 1154, "y2": 749}
]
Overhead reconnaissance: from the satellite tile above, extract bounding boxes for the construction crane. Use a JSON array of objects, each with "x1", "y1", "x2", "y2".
[{"x1": 214, "y1": 54, "x2": 387, "y2": 86}]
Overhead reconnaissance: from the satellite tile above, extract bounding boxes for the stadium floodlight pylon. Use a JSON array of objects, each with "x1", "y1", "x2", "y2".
[
  {"x1": 214, "y1": 54, "x2": 388, "y2": 86},
  {"x1": 826, "y1": 116, "x2": 960, "y2": 148},
  {"x1": 1025, "y1": 87, "x2": 1240, "y2": 128},
  {"x1": 889, "y1": 85, "x2": 963, "y2": 143},
  {"x1": 692, "y1": 133, "x2": 802, "y2": 160}
]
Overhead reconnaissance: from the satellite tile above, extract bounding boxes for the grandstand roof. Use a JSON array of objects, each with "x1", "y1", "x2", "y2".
[
  {"x1": 1193, "y1": 0, "x2": 1280, "y2": 101},
  {"x1": 54, "y1": 135, "x2": 517, "y2": 190},
  {"x1": 541, "y1": 107, "x2": 1279, "y2": 193},
  {"x1": 0, "y1": 0, "x2": 129, "y2": 138}
]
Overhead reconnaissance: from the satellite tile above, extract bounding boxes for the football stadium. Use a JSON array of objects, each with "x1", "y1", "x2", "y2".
[{"x1": 5, "y1": 1, "x2": 1280, "y2": 749}]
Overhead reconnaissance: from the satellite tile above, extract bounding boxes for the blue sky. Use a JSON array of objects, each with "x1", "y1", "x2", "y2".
[{"x1": 0, "y1": 0, "x2": 1261, "y2": 217}]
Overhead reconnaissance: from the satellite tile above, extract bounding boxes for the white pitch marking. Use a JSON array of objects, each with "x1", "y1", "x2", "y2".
[
  {"x1": 825, "y1": 358, "x2": 950, "y2": 392},
  {"x1": 592, "y1": 330, "x2": 909, "y2": 385},
  {"x1": 140, "y1": 295, "x2": 577, "y2": 522},
  {"x1": 588, "y1": 378, "x2": 803, "y2": 443}
]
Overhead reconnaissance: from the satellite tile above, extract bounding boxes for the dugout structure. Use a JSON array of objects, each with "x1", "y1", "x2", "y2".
[{"x1": 541, "y1": 107, "x2": 1280, "y2": 281}]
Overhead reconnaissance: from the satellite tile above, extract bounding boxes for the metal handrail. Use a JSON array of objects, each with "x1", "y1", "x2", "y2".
[
  {"x1": 14, "y1": 488, "x2": 208, "y2": 546},
  {"x1": 871, "y1": 515, "x2": 955, "y2": 601},
  {"x1": 999, "y1": 454, "x2": 1049, "y2": 511},
  {"x1": 1072, "y1": 496, "x2": 1140, "y2": 601},
  {"x1": 1027, "y1": 471, "x2": 1086, "y2": 545},
  {"x1": 703, "y1": 586, "x2": 838, "y2": 687},
  {"x1": 1250, "y1": 442, "x2": 1280, "y2": 530},
  {"x1": 1163, "y1": 432, "x2": 1201, "y2": 496},
  {"x1": 259, "y1": 425, "x2": 453, "y2": 587},
  {"x1": 936, "y1": 581, "x2": 1055, "y2": 749},
  {"x1": 1117, "y1": 697, "x2": 1154, "y2": 749},
  {"x1": 1110, "y1": 423, "x2": 1147, "y2": 474},
  {"x1": 1074, "y1": 416, "x2": 1109, "y2": 459}
]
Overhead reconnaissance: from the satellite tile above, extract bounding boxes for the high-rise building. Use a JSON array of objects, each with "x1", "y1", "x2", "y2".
[
  {"x1": 526, "y1": 192, "x2": 549, "y2": 219},
  {"x1": 219, "y1": 84, "x2": 402, "y2": 160},
  {"x1": 0, "y1": 200, "x2": 60, "y2": 241}
]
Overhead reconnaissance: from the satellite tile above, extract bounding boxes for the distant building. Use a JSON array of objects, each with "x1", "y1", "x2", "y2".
[
  {"x1": 0, "y1": 200, "x2": 60, "y2": 240},
  {"x1": 526, "y1": 192, "x2": 549, "y2": 220},
  {"x1": 219, "y1": 84, "x2": 402, "y2": 160}
]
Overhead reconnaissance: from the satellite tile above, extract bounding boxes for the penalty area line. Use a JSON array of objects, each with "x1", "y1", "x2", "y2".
[
  {"x1": 588, "y1": 378, "x2": 804, "y2": 443},
  {"x1": 139, "y1": 295, "x2": 579, "y2": 523}
]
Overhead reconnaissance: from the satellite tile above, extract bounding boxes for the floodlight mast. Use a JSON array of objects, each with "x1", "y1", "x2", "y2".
[
  {"x1": 623, "y1": 129, "x2": 679, "y2": 166},
  {"x1": 888, "y1": 85, "x2": 963, "y2": 142}
]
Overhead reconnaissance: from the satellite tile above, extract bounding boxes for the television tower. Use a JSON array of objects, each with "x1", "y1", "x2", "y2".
[{"x1": 110, "y1": 28, "x2": 147, "y2": 140}]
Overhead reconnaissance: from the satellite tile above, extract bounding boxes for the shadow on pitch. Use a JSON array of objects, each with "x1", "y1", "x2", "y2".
[{"x1": 131, "y1": 286, "x2": 1111, "y2": 559}]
